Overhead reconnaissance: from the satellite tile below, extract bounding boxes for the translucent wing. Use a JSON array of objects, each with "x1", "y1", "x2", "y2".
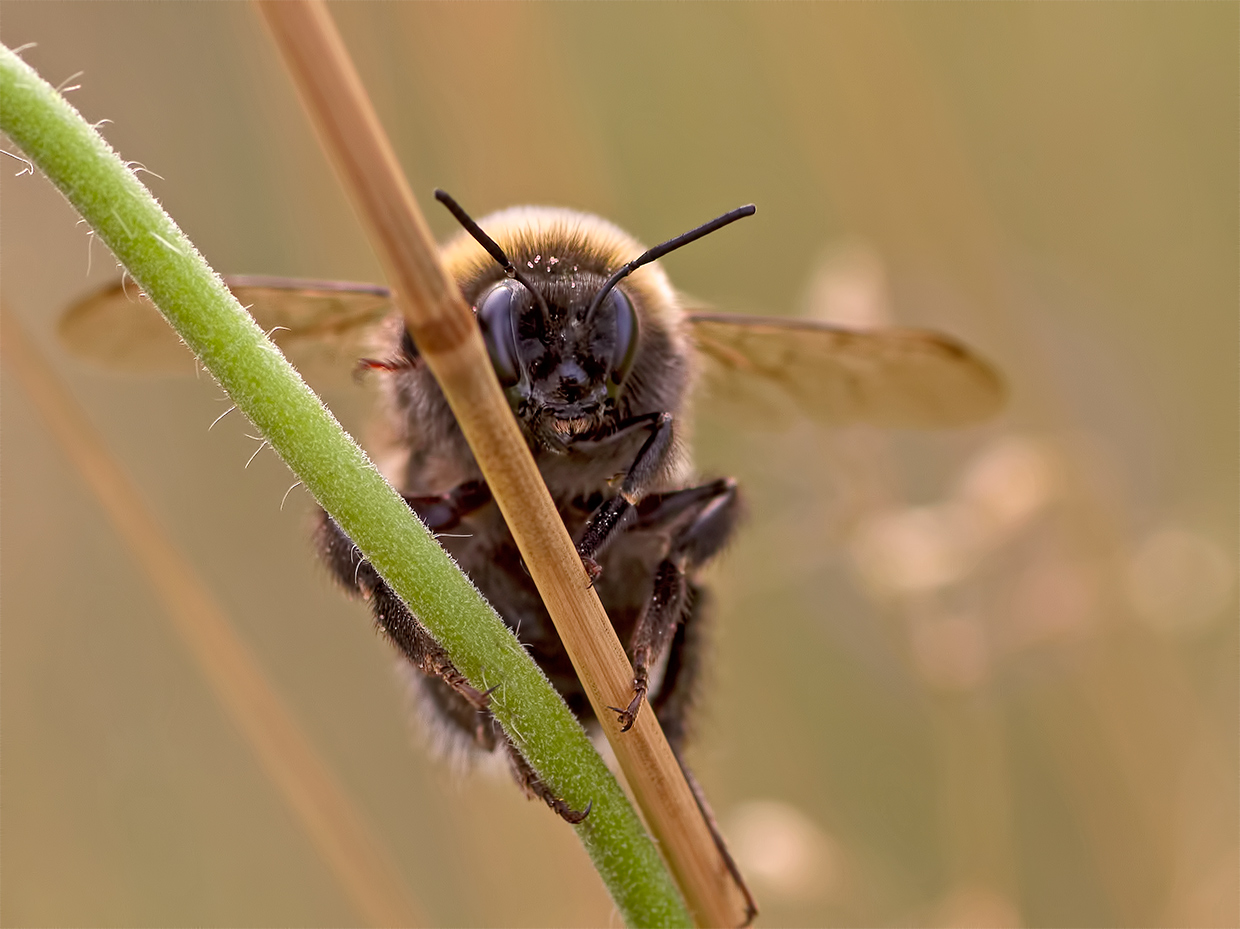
[
  {"x1": 58, "y1": 275, "x2": 395, "y2": 381},
  {"x1": 688, "y1": 312, "x2": 1005, "y2": 429}
]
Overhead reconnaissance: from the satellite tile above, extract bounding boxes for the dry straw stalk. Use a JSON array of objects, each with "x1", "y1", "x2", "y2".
[{"x1": 255, "y1": 2, "x2": 751, "y2": 925}]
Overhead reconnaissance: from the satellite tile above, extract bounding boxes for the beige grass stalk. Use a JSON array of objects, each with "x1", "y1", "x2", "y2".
[{"x1": 254, "y1": 3, "x2": 752, "y2": 925}]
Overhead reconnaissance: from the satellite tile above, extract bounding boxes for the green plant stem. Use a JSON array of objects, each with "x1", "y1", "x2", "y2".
[{"x1": 0, "y1": 43, "x2": 690, "y2": 929}]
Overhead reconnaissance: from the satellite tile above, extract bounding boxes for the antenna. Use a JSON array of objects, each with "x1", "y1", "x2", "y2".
[
  {"x1": 585, "y1": 204, "x2": 756, "y2": 321},
  {"x1": 434, "y1": 189, "x2": 552, "y2": 322}
]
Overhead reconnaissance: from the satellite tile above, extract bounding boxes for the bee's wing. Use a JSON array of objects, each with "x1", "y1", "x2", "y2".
[
  {"x1": 58, "y1": 275, "x2": 395, "y2": 382},
  {"x1": 687, "y1": 312, "x2": 1005, "y2": 429}
]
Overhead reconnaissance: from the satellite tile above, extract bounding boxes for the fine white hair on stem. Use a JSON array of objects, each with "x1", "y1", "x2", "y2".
[
  {"x1": 245, "y1": 439, "x2": 270, "y2": 469},
  {"x1": 77, "y1": 220, "x2": 97, "y2": 275},
  {"x1": 1, "y1": 149, "x2": 34, "y2": 177},
  {"x1": 11, "y1": 42, "x2": 37, "y2": 56},
  {"x1": 150, "y1": 231, "x2": 184, "y2": 256},
  {"x1": 54, "y1": 70, "x2": 83, "y2": 94},
  {"x1": 280, "y1": 481, "x2": 303, "y2": 511},
  {"x1": 125, "y1": 161, "x2": 164, "y2": 181},
  {"x1": 91, "y1": 118, "x2": 113, "y2": 130},
  {"x1": 208, "y1": 405, "x2": 237, "y2": 431},
  {"x1": 266, "y1": 325, "x2": 290, "y2": 337},
  {"x1": 110, "y1": 207, "x2": 133, "y2": 238}
]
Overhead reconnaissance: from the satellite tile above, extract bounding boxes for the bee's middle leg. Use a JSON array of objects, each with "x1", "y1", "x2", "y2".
[
  {"x1": 315, "y1": 482, "x2": 492, "y2": 720},
  {"x1": 502, "y1": 735, "x2": 592, "y2": 824},
  {"x1": 610, "y1": 478, "x2": 741, "y2": 732}
]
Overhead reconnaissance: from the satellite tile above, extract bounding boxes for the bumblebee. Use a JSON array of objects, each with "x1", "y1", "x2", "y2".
[{"x1": 61, "y1": 196, "x2": 1004, "y2": 829}]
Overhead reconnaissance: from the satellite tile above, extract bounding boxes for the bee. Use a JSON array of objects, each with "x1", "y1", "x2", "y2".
[{"x1": 60, "y1": 195, "x2": 1004, "y2": 830}]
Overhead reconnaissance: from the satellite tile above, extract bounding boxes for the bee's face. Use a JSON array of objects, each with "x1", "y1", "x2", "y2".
[
  {"x1": 439, "y1": 206, "x2": 689, "y2": 450},
  {"x1": 473, "y1": 272, "x2": 639, "y2": 443}
]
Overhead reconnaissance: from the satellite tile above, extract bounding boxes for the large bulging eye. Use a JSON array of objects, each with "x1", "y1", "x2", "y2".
[
  {"x1": 607, "y1": 289, "x2": 639, "y2": 386},
  {"x1": 476, "y1": 281, "x2": 522, "y2": 388}
]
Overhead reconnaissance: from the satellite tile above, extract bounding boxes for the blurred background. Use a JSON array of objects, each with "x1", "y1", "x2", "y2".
[{"x1": 1, "y1": 3, "x2": 1235, "y2": 926}]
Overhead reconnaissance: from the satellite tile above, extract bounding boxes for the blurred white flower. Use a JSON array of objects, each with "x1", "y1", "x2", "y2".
[
  {"x1": 909, "y1": 612, "x2": 991, "y2": 691},
  {"x1": 851, "y1": 502, "x2": 987, "y2": 594},
  {"x1": 933, "y1": 883, "x2": 1022, "y2": 928},
  {"x1": 955, "y1": 436, "x2": 1058, "y2": 538},
  {"x1": 726, "y1": 799, "x2": 842, "y2": 903},
  {"x1": 849, "y1": 437, "x2": 1060, "y2": 597},
  {"x1": 800, "y1": 238, "x2": 892, "y2": 328},
  {"x1": 1006, "y1": 555, "x2": 1097, "y2": 648},
  {"x1": 1126, "y1": 528, "x2": 1234, "y2": 634}
]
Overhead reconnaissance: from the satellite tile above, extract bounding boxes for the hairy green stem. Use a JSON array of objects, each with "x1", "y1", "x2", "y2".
[{"x1": 0, "y1": 43, "x2": 690, "y2": 928}]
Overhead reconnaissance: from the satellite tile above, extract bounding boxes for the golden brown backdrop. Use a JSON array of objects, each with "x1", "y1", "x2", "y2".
[{"x1": 2, "y1": 3, "x2": 1235, "y2": 927}]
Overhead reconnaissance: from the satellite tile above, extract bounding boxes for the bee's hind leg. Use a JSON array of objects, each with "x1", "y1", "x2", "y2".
[
  {"x1": 314, "y1": 497, "x2": 491, "y2": 713},
  {"x1": 502, "y1": 736, "x2": 591, "y2": 824},
  {"x1": 648, "y1": 580, "x2": 758, "y2": 925},
  {"x1": 673, "y1": 745, "x2": 759, "y2": 926}
]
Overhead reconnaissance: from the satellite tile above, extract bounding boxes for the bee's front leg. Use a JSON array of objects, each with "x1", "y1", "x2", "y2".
[
  {"x1": 402, "y1": 479, "x2": 491, "y2": 534},
  {"x1": 575, "y1": 411, "x2": 674, "y2": 575}
]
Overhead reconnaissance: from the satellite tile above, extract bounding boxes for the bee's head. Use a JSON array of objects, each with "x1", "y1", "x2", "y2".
[
  {"x1": 434, "y1": 190, "x2": 753, "y2": 445},
  {"x1": 473, "y1": 275, "x2": 638, "y2": 441}
]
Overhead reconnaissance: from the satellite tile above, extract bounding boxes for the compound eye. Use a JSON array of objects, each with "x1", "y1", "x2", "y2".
[
  {"x1": 476, "y1": 281, "x2": 522, "y2": 388},
  {"x1": 608, "y1": 289, "x2": 639, "y2": 386}
]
